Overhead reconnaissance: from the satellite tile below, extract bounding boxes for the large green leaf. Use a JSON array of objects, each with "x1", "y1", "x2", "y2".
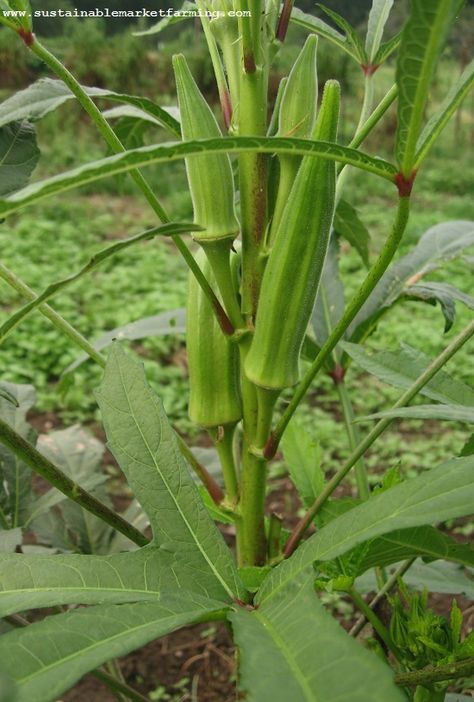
[
  {"x1": 365, "y1": 0, "x2": 394, "y2": 64},
  {"x1": 341, "y1": 342, "x2": 474, "y2": 407},
  {"x1": 0, "y1": 137, "x2": 397, "y2": 219},
  {"x1": 232, "y1": 570, "x2": 405, "y2": 702},
  {"x1": 0, "y1": 78, "x2": 181, "y2": 137},
  {"x1": 415, "y1": 59, "x2": 474, "y2": 167},
  {"x1": 360, "y1": 404, "x2": 474, "y2": 424},
  {"x1": 355, "y1": 527, "x2": 474, "y2": 574},
  {"x1": 0, "y1": 222, "x2": 197, "y2": 343},
  {"x1": 395, "y1": 0, "x2": 462, "y2": 174},
  {"x1": 347, "y1": 220, "x2": 474, "y2": 343},
  {"x1": 0, "y1": 122, "x2": 39, "y2": 197},
  {"x1": 95, "y1": 344, "x2": 245, "y2": 601},
  {"x1": 64, "y1": 308, "x2": 186, "y2": 374},
  {"x1": 256, "y1": 455, "x2": 474, "y2": 604},
  {"x1": 0, "y1": 596, "x2": 224, "y2": 702}
]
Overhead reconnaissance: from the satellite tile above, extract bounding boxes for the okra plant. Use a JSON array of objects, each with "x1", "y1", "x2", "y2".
[{"x1": 0, "y1": 0, "x2": 473, "y2": 700}]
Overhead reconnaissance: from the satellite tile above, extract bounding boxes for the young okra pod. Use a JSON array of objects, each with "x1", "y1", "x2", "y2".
[
  {"x1": 245, "y1": 80, "x2": 340, "y2": 390},
  {"x1": 187, "y1": 248, "x2": 242, "y2": 428},
  {"x1": 173, "y1": 54, "x2": 239, "y2": 244}
]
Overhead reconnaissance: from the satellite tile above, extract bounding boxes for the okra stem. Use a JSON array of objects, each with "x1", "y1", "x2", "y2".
[
  {"x1": 335, "y1": 379, "x2": 370, "y2": 500},
  {"x1": 28, "y1": 38, "x2": 233, "y2": 336},
  {"x1": 265, "y1": 196, "x2": 411, "y2": 460},
  {"x1": 284, "y1": 318, "x2": 474, "y2": 554},
  {"x1": 238, "y1": 439, "x2": 267, "y2": 566},
  {"x1": 349, "y1": 589, "x2": 403, "y2": 662},
  {"x1": 211, "y1": 425, "x2": 239, "y2": 502}
]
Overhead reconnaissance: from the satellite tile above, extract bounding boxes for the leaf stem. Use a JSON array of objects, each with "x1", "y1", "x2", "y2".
[
  {"x1": 349, "y1": 588, "x2": 403, "y2": 662},
  {"x1": 0, "y1": 417, "x2": 149, "y2": 547},
  {"x1": 394, "y1": 657, "x2": 474, "y2": 688},
  {"x1": 284, "y1": 318, "x2": 474, "y2": 554},
  {"x1": 177, "y1": 435, "x2": 225, "y2": 505},
  {"x1": 335, "y1": 378, "x2": 370, "y2": 500},
  {"x1": 210, "y1": 425, "x2": 239, "y2": 503},
  {"x1": 92, "y1": 669, "x2": 151, "y2": 702},
  {"x1": 266, "y1": 195, "x2": 411, "y2": 460},
  {"x1": 27, "y1": 37, "x2": 233, "y2": 335}
]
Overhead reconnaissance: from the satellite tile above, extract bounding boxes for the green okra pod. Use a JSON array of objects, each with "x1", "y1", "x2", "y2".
[
  {"x1": 245, "y1": 80, "x2": 340, "y2": 390},
  {"x1": 173, "y1": 54, "x2": 240, "y2": 244},
  {"x1": 268, "y1": 35, "x2": 318, "y2": 246},
  {"x1": 187, "y1": 248, "x2": 242, "y2": 428}
]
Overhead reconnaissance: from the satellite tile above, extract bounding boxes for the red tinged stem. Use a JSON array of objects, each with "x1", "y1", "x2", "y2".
[
  {"x1": 394, "y1": 170, "x2": 417, "y2": 197},
  {"x1": 18, "y1": 28, "x2": 35, "y2": 46},
  {"x1": 276, "y1": 0, "x2": 295, "y2": 42}
]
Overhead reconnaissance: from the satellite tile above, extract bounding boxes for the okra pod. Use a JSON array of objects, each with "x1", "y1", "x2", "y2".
[
  {"x1": 245, "y1": 80, "x2": 340, "y2": 390},
  {"x1": 173, "y1": 54, "x2": 239, "y2": 244},
  {"x1": 187, "y1": 248, "x2": 242, "y2": 427}
]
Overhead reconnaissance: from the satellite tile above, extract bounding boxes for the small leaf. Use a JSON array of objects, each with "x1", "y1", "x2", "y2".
[
  {"x1": 374, "y1": 30, "x2": 402, "y2": 65},
  {"x1": 289, "y1": 6, "x2": 352, "y2": 58},
  {"x1": 0, "y1": 596, "x2": 225, "y2": 702},
  {"x1": 64, "y1": 308, "x2": 186, "y2": 374},
  {"x1": 0, "y1": 122, "x2": 39, "y2": 196},
  {"x1": 232, "y1": 570, "x2": 405, "y2": 702},
  {"x1": 402, "y1": 281, "x2": 474, "y2": 332},
  {"x1": 341, "y1": 342, "x2": 474, "y2": 407},
  {"x1": 365, "y1": 0, "x2": 394, "y2": 64},
  {"x1": 95, "y1": 344, "x2": 246, "y2": 601},
  {"x1": 311, "y1": 235, "x2": 346, "y2": 359},
  {"x1": 334, "y1": 199, "x2": 370, "y2": 267},
  {"x1": 396, "y1": 0, "x2": 462, "y2": 175},
  {"x1": 0, "y1": 137, "x2": 397, "y2": 220},
  {"x1": 358, "y1": 404, "x2": 474, "y2": 424},
  {"x1": 281, "y1": 418, "x2": 324, "y2": 508}
]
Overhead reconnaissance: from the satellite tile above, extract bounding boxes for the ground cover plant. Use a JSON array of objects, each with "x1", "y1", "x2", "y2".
[{"x1": 0, "y1": 1, "x2": 473, "y2": 701}]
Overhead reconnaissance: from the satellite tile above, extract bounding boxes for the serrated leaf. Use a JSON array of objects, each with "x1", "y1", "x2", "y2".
[
  {"x1": 359, "y1": 404, "x2": 474, "y2": 424},
  {"x1": 416, "y1": 59, "x2": 474, "y2": 167},
  {"x1": 0, "y1": 137, "x2": 397, "y2": 219},
  {"x1": 64, "y1": 308, "x2": 186, "y2": 374},
  {"x1": 0, "y1": 78, "x2": 181, "y2": 137},
  {"x1": 0, "y1": 223, "x2": 197, "y2": 343},
  {"x1": 0, "y1": 122, "x2": 39, "y2": 196},
  {"x1": 134, "y1": 0, "x2": 196, "y2": 35},
  {"x1": 281, "y1": 419, "x2": 324, "y2": 508},
  {"x1": 289, "y1": 7, "x2": 352, "y2": 58},
  {"x1": 396, "y1": 0, "x2": 461, "y2": 174},
  {"x1": 232, "y1": 570, "x2": 405, "y2": 702},
  {"x1": 356, "y1": 560, "x2": 474, "y2": 599},
  {"x1": 334, "y1": 199, "x2": 370, "y2": 267},
  {"x1": 341, "y1": 342, "x2": 474, "y2": 407},
  {"x1": 0, "y1": 596, "x2": 224, "y2": 702},
  {"x1": 256, "y1": 455, "x2": 474, "y2": 604},
  {"x1": 348, "y1": 220, "x2": 474, "y2": 343},
  {"x1": 365, "y1": 0, "x2": 394, "y2": 63},
  {"x1": 95, "y1": 344, "x2": 245, "y2": 601}
]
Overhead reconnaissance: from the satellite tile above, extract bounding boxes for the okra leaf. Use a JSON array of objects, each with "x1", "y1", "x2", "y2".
[
  {"x1": 311, "y1": 235, "x2": 346, "y2": 361},
  {"x1": 256, "y1": 455, "x2": 474, "y2": 604},
  {"x1": 0, "y1": 137, "x2": 397, "y2": 219},
  {"x1": 0, "y1": 78, "x2": 181, "y2": 137},
  {"x1": 415, "y1": 59, "x2": 474, "y2": 168},
  {"x1": 0, "y1": 669, "x2": 16, "y2": 702},
  {"x1": 356, "y1": 560, "x2": 474, "y2": 599},
  {"x1": 0, "y1": 122, "x2": 40, "y2": 197},
  {"x1": 365, "y1": 0, "x2": 394, "y2": 64},
  {"x1": 401, "y1": 281, "x2": 474, "y2": 332},
  {"x1": 333, "y1": 199, "x2": 370, "y2": 267},
  {"x1": 460, "y1": 434, "x2": 474, "y2": 457},
  {"x1": 0, "y1": 596, "x2": 225, "y2": 702},
  {"x1": 281, "y1": 418, "x2": 324, "y2": 509},
  {"x1": 353, "y1": 526, "x2": 474, "y2": 574},
  {"x1": 64, "y1": 308, "x2": 186, "y2": 374},
  {"x1": 374, "y1": 30, "x2": 402, "y2": 66},
  {"x1": 0, "y1": 385, "x2": 19, "y2": 406},
  {"x1": 0, "y1": 223, "x2": 196, "y2": 343},
  {"x1": 0, "y1": 528, "x2": 22, "y2": 553},
  {"x1": 0, "y1": 545, "x2": 220, "y2": 617},
  {"x1": 289, "y1": 7, "x2": 353, "y2": 59},
  {"x1": 395, "y1": 0, "x2": 463, "y2": 175},
  {"x1": 318, "y1": 4, "x2": 367, "y2": 64},
  {"x1": 134, "y1": 1, "x2": 196, "y2": 36},
  {"x1": 95, "y1": 344, "x2": 246, "y2": 601},
  {"x1": 232, "y1": 570, "x2": 404, "y2": 702},
  {"x1": 348, "y1": 220, "x2": 474, "y2": 342},
  {"x1": 359, "y1": 404, "x2": 474, "y2": 424},
  {"x1": 341, "y1": 342, "x2": 474, "y2": 407}
]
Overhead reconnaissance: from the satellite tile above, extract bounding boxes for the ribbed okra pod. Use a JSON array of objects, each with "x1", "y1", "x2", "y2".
[
  {"x1": 173, "y1": 54, "x2": 239, "y2": 244},
  {"x1": 268, "y1": 35, "x2": 318, "y2": 246},
  {"x1": 187, "y1": 248, "x2": 242, "y2": 428},
  {"x1": 245, "y1": 80, "x2": 340, "y2": 390}
]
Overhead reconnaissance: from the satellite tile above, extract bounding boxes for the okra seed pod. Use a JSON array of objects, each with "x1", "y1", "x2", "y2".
[{"x1": 245, "y1": 80, "x2": 340, "y2": 390}]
